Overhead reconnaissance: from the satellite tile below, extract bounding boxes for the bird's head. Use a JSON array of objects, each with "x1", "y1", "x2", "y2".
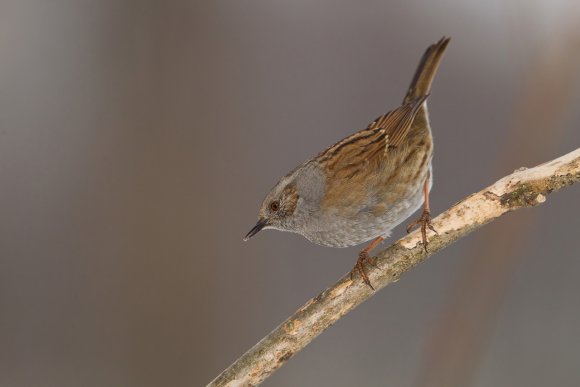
[{"x1": 244, "y1": 163, "x2": 325, "y2": 241}]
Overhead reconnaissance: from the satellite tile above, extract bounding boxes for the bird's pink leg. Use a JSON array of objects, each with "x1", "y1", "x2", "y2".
[{"x1": 406, "y1": 172, "x2": 437, "y2": 251}]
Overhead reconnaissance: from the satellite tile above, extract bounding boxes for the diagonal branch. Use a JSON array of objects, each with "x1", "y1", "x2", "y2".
[{"x1": 208, "y1": 148, "x2": 580, "y2": 387}]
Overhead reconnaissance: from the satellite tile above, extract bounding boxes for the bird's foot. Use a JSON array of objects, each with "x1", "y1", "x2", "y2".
[
  {"x1": 350, "y1": 250, "x2": 378, "y2": 290},
  {"x1": 406, "y1": 209, "x2": 437, "y2": 252}
]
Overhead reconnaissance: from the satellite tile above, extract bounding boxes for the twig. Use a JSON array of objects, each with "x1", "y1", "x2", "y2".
[{"x1": 208, "y1": 148, "x2": 580, "y2": 387}]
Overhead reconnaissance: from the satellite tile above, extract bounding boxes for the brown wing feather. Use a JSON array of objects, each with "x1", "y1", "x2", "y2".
[
  {"x1": 317, "y1": 96, "x2": 428, "y2": 214},
  {"x1": 367, "y1": 94, "x2": 428, "y2": 147},
  {"x1": 318, "y1": 94, "x2": 428, "y2": 168}
]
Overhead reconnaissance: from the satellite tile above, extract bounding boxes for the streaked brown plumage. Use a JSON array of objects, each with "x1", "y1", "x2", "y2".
[{"x1": 245, "y1": 37, "x2": 450, "y2": 289}]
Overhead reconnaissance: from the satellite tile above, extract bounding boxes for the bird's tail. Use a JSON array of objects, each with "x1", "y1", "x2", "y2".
[{"x1": 403, "y1": 37, "x2": 450, "y2": 104}]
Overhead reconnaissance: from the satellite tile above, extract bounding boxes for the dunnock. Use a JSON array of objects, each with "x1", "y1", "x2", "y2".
[{"x1": 245, "y1": 37, "x2": 450, "y2": 289}]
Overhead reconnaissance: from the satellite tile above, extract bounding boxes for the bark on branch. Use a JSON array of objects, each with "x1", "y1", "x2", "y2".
[{"x1": 208, "y1": 148, "x2": 580, "y2": 387}]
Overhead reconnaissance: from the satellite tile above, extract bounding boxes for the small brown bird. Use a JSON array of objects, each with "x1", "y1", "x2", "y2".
[{"x1": 245, "y1": 37, "x2": 450, "y2": 289}]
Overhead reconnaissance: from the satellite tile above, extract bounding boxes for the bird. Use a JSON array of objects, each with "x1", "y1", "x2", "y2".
[{"x1": 244, "y1": 37, "x2": 450, "y2": 289}]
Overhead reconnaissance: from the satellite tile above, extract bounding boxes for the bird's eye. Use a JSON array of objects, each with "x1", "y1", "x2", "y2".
[{"x1": 270, "y1": 201, "x2": 280, "y2": 212}]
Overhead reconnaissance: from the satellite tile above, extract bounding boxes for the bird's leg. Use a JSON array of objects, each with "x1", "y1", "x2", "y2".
[
  {"x1": 406, "y1": 172, "x2": 437, "y2": 252},
  {"x1": 350, "y1": 236, "x2": 384, "y2": 290}
]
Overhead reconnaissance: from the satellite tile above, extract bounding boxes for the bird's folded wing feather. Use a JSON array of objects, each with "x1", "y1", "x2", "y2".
[{"x1": 317, "y1": 95, "x2": 428, "y2": 180}]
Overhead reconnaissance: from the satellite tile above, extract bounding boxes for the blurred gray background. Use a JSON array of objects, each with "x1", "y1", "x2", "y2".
[{"x1": 1, "y1": 1, "x2": 579, "y2": 386}]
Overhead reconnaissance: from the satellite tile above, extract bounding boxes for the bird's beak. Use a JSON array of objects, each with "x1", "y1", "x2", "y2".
[{"x1": 243, "y1": 219, "x2": 267, "y2": 241}]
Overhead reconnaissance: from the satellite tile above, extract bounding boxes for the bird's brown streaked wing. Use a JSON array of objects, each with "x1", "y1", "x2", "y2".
[
  {"x1": 317, "y1": 96, "x2": 428, "y2": 214},
  {"x1": 317, "y1": 95, "x2": 428, "y2": 181}
]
